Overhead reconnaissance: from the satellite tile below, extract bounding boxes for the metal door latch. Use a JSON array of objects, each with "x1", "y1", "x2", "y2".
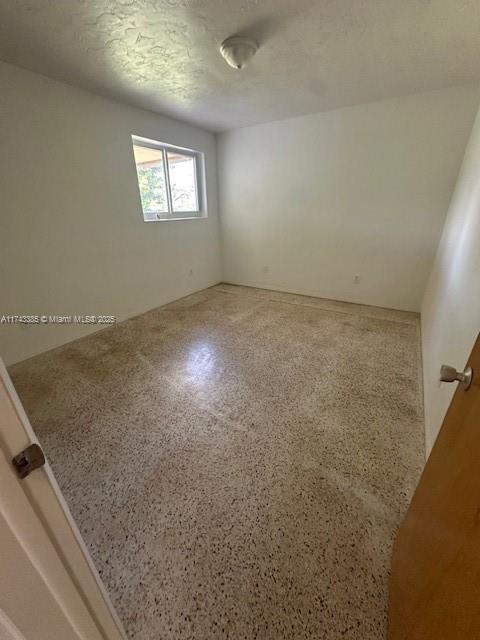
[
  {"x1": 439, "y1": 364, "x2": 473, "y2": 390},
  {"x1": 12, "y1": 443, "x2": 46, "y2": 479}
]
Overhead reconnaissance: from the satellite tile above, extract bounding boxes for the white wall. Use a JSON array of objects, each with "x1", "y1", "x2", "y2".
[
  {"x1": 0, "y1": 62, "x2": 222, "y2": 365},
  {"x1": 217, "y1": 86, "x2": 480, "y2": 312},
  {"x1": 421, "y1": 105, "x2": 480, "y2": 454}
]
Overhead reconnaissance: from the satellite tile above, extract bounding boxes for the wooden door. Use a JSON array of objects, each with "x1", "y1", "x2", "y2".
[
  {"x1": 0, "y1": 358, "x2": 126, "y2": 640},
  {"x1": 389, "y1": 334, "x2": 480, "y2": 639}
]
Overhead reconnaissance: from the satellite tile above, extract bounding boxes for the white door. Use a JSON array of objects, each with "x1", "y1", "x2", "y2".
[{"x1": 0, "y1": 358, "x2": 126, "y2": 640}]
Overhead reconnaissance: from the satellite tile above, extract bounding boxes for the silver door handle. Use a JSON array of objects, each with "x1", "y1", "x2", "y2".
[{"x1": 439, "y1": 364, "x2": 473, "y2": 390}]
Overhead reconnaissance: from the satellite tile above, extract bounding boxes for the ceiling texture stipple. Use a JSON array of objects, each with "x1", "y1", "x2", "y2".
[{"x1": 0, "y1": 0, "x2": 480, "y2": 131}]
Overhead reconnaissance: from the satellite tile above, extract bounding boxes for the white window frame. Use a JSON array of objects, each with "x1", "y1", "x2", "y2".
[{"x1": 132, "y1": 135, "x2": 207, "y2": 222}]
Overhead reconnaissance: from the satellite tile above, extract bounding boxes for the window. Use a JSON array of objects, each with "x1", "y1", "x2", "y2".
[{"x1": 132, "y1": 136, "x2": 206, "y2": 221}]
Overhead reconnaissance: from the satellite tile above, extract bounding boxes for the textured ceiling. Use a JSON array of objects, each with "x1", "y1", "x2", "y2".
[{"x1": 0, "y1": 0, "x2": 480, "y2": 131}]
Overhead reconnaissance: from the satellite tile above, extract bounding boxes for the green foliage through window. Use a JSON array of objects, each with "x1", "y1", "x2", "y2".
[
  {"x1": 137, "y1": 166, "x2": 168, "y2": 214},
  {"x1": 132, "y1": 138, "x2": 202, "y2": 220}
]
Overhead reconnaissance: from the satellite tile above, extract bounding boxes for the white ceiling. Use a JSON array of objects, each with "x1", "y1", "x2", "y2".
[{"x1": 1, "y1": 0, "x2": 480, "y2": 131}]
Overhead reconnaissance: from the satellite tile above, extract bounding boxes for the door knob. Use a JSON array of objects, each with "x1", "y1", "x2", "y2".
[{"x1": 439, "y1": 364, "x2": 473, "y2": 390}]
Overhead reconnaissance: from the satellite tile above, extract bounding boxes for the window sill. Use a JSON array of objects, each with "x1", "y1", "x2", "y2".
[{"x1": 143, "y1": 214, "x2": 207, "y2": 222}]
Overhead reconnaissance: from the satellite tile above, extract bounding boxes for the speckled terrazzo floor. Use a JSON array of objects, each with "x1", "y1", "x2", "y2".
[{"x1": 9, "y1": 284, "x2": 425, "y2": 640}]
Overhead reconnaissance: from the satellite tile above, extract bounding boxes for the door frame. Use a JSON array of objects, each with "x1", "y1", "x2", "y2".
[{"x1": 0, "y1": 358, "x2": 126, "y2": 640}]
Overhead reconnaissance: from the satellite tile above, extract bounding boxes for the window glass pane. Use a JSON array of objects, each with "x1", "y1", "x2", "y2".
[
  {"x1": 133, "y1": 144, "x2": 169, "y2": 220},
  {"x1": 167, "y1": 152, "x2": 198, "y2": 212}
]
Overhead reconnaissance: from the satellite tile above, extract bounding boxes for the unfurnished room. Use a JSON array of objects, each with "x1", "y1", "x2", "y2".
[{"x1": 1, "y1": 2, "x2": 480, "y2": 640}]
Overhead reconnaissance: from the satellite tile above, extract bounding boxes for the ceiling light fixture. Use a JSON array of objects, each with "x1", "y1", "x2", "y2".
[{"x1": 220, "y1": 36, "x2": 258, "y2": 70}]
